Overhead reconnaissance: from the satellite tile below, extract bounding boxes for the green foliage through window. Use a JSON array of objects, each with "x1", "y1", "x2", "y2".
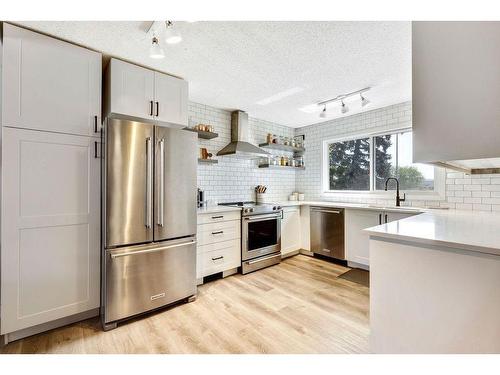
[{"x1": 327, "y1": 131, "x2": 434, "y2": 191}]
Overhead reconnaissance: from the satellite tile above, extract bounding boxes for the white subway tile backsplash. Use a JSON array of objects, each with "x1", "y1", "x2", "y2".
[
  {"x1": 190, "y1": 102, "x2": 296, "y2": 203},
  {"x1": 293, "y1": 101, "x2": 500, "y2": 211},
  {"x1": 193, "y1": 100, "x2": 500, "y2": 211}
]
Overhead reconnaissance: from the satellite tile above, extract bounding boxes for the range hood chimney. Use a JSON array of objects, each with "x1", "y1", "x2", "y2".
[{"x1": 217, "y1": 111, "x2": 270, "y2": 159}]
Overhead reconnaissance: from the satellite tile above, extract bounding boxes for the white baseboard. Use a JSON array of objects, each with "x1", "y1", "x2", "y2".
[
  {"x1": 281, "y1": 250, "x2": 300, "y2": 258},
  {"x1": 347, "y1": 261, "x2": 370, "y2": 271}
]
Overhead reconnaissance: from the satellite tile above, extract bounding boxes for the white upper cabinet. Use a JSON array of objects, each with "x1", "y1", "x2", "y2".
[
  {"x1": 2, "y1": 23, "x2": 102, "y2": 137},
  {"x1": 1, "y1": 127, "x2": 100, "y2": 334},
  {"x1": 106, "y1": 58, "x2": 155, "y2": 121},
  {"x1": 412, "y1": 22, "x2": 500, "y2": 166},
  {"x1": 154, "y1": 71, "x2": 188, "y2": 126},
  {"x1": 105, "y1": 58, "x2": 188, "y2": 128}
]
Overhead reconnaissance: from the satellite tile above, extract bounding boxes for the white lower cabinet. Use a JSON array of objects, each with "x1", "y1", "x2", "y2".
[
  {"x1": 346, "y1": 209, "x2": 418, "y2": 268},
  {"x1": 196, "y1": 212, "x2": 241, "y2": 280},
  {"x1": 281, "y1": 206, "x2": 301, "y2": 256},
  {"x1": 0, "y1": 127, "x2": 100, "y2": 335},
  {"x1": 346, "y1": 210, "x2": 382, "y2": 267}
]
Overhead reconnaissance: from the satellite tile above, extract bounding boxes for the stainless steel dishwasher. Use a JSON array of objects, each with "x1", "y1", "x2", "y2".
[{"x1": 310, "y1": 206, "x2": 345, "y2": 260}]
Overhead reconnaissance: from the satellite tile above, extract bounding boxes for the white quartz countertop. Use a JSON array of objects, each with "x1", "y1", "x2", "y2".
[
  {"x1": 276, "y1": 200, "x2": 425, "y2": 214},
  {"x1": 364, "y1": 209, "x2": 500, "y2": 256},
  {"x1": 197, "y1": 205, "x2": 242, "y2": 214}
]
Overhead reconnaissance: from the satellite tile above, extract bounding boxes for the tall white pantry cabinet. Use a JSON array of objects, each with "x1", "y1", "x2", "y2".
[{"x1": 1, "y1": 23, "x2": 101, "y2": 341}]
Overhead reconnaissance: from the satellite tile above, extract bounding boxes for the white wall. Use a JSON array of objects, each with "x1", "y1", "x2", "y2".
[
  {"x1": 190, "y1": 102, "x2": 297, "y2": 203},
  {"x1": 193, "y1": 100, "x2": 500, "y2": 211},
  {"x1": 294, "y1": 101, "x2": 500, "y2": 211}
]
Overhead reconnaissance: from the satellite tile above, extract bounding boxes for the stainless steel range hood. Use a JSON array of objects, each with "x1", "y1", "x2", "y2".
[{"x1": 217, "y1": 111, "x2": 270, "y2": 159}]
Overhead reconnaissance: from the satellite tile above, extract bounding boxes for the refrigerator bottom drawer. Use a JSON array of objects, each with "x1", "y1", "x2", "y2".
[{"x1": 105, "y1": 238, "x2": 196, "y2": 323}]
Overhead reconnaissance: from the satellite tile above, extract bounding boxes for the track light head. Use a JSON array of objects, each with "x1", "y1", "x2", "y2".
[
  {"x1": 165, "y1": 21, "x2": 182, "y2": 44},
  {"x1": 341, "y1": 100, "x2": 349, "y2": 114},
  {"x1": 319, "y1": 105, "x2": 327, "y2": 118},
  {"x1": 360, "y1": 93, "x2": 370, "y2": 107},
  {"x1": 149, "y1": 36, "x2": 165, "y2": 59}
]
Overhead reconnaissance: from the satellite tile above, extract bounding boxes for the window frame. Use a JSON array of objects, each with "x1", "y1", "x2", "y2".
[{"x1": 321, "y1": 128, "x2": 445, "y2": 200}]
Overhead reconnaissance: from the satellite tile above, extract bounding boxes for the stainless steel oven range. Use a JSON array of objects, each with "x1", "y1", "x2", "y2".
[{"x1": 219, "y1": 202, "x2": 282, "y2": 274}]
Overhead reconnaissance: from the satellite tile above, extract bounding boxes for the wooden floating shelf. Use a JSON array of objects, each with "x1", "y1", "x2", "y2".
[
  {"x1": 259, "y1": 142, "x2": 305, "y2": 154},
  {"x1": 258, "y1": 164, "x2": 305, "y2": 170},
  {"x1": 198, "y1": 158, "x2": 218, "y2": 164},
  {"x1": 185, "y1": 128, "x2": 219, "y2": 140}
]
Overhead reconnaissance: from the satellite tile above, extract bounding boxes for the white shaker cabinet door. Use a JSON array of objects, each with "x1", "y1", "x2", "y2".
[
  {"x1": 153, "y1": 71, "x2": 188, "y2": 127},
  {"x1": 0, "y1": 128, "x2": 100, "y2": 335},
  {"x1": 345, "y1": 209, "x2": 382, "y2": 267},
  {"x1": 281, "y1": 207, "x2": 301, "y2": 255},
  {"x1": 2, "y1": 23, "x2": 102, "y2": 137},
  {"x1": 107, "y1": 58, "x2": 155, "y2": 121}
]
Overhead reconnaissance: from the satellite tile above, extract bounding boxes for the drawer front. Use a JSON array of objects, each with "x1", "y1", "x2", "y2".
[
  {"x1": 197, "y1": 220, "x2": 240, "y2": 246},
  {"x1": 199, "y1": 239, "x2": 241, "y2": 277},
  {"x1": 197, "y1": 211, "x2": 240, "y2": 224}
]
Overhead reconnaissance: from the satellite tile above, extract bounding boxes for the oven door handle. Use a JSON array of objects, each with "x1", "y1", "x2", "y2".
[
  {"x1": 246, "y1": 253, "x2": 282, "y2": 265},
  {"x1": 244, "y1": 213, "x2": 281, "y2": 221}
]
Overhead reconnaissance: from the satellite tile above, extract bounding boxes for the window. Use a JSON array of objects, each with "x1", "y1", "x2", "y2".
[{"x1": 325, "y1": 130, "x2": 436, "y2": 192}]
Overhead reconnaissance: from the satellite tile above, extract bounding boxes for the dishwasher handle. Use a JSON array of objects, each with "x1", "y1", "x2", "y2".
[{"x1": 310, "y1": 207, "x2": 342, "y2": 214}]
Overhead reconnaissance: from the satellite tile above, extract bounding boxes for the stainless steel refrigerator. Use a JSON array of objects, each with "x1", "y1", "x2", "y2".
[{"x1": 101, "y1": 118, "x2": 198, "y2": 330}]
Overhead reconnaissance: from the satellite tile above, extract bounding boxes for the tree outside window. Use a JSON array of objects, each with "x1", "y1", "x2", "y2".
[{"x1": 327, "y1": 131, "x2": 434, "y2": 192}]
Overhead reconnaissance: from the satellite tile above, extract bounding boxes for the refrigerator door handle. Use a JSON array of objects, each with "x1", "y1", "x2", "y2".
[
  {"x1": 158, "y1": 138, "x2": 165, "y2": 227},
  {"x1": 145, "y1": 137, "x2": 152, "y2": 228},
  {"x1": 109, "y1": 239, "x2": 197, "y2": 259}
]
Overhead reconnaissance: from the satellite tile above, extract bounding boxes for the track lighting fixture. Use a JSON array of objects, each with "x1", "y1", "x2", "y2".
[
  {"x1": 149, "y1": 35, "x2": 165, "y2": 59},
  {"x1": 316, "y1": 87, "x2": 371, "y2": 118},
  {"x1": 360, "y1": 93, "x2": 370, "y2": 107},
  {"x1": 165, "y1": 21, "x2": 182, "y2": 44},
  {"x1": 341, "y1": 100, "x2": 349, "y2": 114},
  {"x1": 319, "y1": 105, "x2": 327, "y2": 118}
]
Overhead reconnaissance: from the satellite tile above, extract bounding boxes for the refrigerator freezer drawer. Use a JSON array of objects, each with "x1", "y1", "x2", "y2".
[{"x1": 104, "y1": 237, "x2": 196, "y2": 323}]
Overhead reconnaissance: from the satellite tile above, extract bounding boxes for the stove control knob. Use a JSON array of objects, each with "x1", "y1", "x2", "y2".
[
  {"x1": 277, "y1": 206, "x2": 281, "y2": 210},
  {"x1": 249, "y1": 208, "x2": 254, "y2": 213},
  {"x1": 273, "y1": 206, "x2": 277, "y2": 210}
]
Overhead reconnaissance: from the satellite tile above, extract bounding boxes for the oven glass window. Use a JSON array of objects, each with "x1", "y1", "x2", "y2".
[{"x1": 248, "y1": 218, "x2": 278, "y2": 251}]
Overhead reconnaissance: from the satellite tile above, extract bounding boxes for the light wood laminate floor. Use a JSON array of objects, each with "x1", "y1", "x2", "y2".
[{"x1": 0, "y1": 255, "x2": 369, "y2": 354}]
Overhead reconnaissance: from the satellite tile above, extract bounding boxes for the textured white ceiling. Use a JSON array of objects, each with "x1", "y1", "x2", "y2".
[{"x1": 15, "y1": 21, "x2": 411, "y2": 127}]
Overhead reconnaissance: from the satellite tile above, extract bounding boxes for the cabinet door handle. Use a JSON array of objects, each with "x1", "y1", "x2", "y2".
[
  {"x1": 385, "y1": 214, "x2": 388, "y2": 223},
  {"x1": 156, "y1": 101, "x2": 159, "y2": 117},
  {"x1": 150, "y1": 100, "x2": 154, "y2": 116},
  {"x1": 212, "y1": 256, "x2": 224, "y2": 261},
  {"x1": 378, "y1": 213, "x2": 382, "y2": 225},
  {"x1": 94, "y1": 115, "x2": 99, "y2": 133},
  {"x1": 94, "y1": 141, "x2": 101, "y2": 158},
  {"x1": 211, "y1": 231, "x2": 224, "y2": 235},
  {"x1": 211, "y1": 215, "x2": 224, "y2": 219}
]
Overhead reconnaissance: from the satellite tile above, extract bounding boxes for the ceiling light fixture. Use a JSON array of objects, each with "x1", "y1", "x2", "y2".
[
  {"x1": 165, "y1": 20, "x2": 182, "y2": 44},
  {"x1": 319, "y1": 105, "x2": 327, "y2": 118},
  {"x1": 341, "y1": 100, "x2": 349, "y2": 114},
  {"x1": 149, "y1": 35, "x2": 165, "y2": 59},
  {"x1": 316, "y1": 87, "x2": 371, "y2": 118}
]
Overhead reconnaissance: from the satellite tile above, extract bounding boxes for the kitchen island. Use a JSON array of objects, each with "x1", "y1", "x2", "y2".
[{"x1": 365, "y1": 210, "x2": 500, "y2": 353}]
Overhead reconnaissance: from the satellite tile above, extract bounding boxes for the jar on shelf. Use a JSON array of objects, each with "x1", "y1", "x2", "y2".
[
  {"x1": 272, "y1": 134, "x2": 278, "y2": 144},
  {"x1": 284, "y1": 137, "x2": 290, "y2": 146},
  {"x1": 267, "y1": 133, "x2": 273, "y2": 144}
]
